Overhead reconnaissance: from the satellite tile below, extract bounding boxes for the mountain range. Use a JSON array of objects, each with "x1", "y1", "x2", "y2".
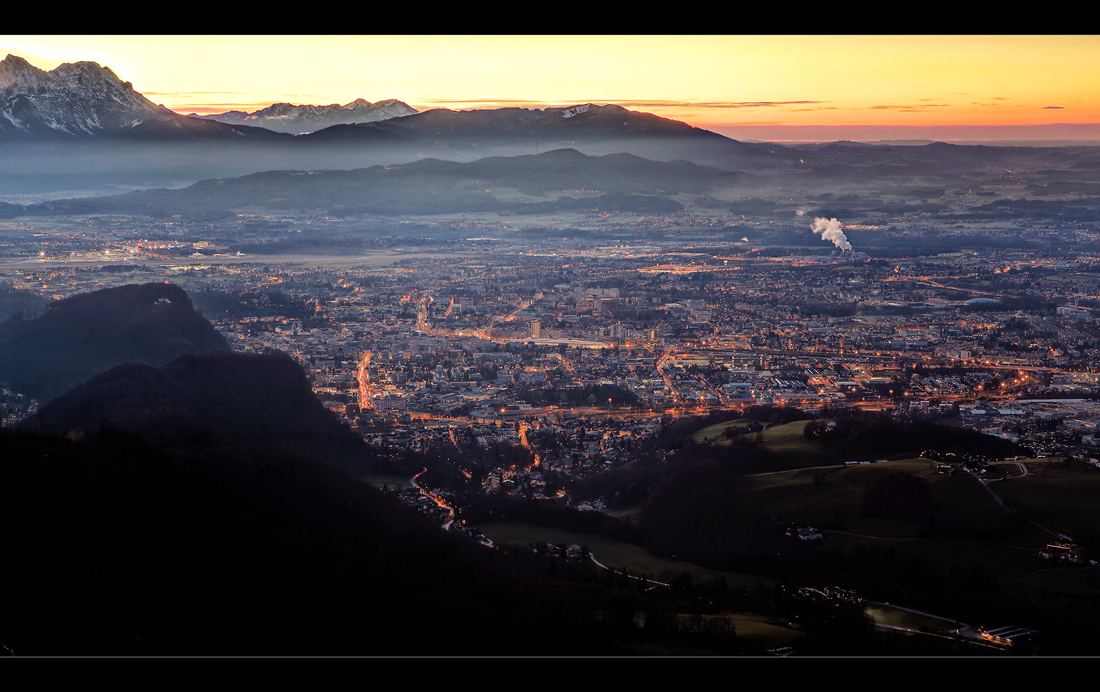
[
  {"x1": 0, "y1": 54, "x2": 281, "y2": 142},
  {"x1": 194, "y1": 98, "x2": 418, "y2": 134},
  {"x1": 0, "y1": 54, "x2": 776, "y2": 195},
  {"x1": 5, "y1": 54, "x2": 1100, "y2": 216},
  {"x1": 0, "y1": 54, "x2": 166, "y2": 138},
  {"x1": 0, "y1": 53, "x2": 733, "y2": 153},
  {"x1": 27, "y1": 148, "x2": 742, "y2": 217}
]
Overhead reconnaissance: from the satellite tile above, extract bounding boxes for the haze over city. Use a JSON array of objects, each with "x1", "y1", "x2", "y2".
[{"x1": 3, "y1": 34, "x2": 1100, "y2": 657}]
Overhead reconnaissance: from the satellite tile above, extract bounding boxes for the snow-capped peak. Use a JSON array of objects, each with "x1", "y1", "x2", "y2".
[{"x1": 0, "y1": 54, "x2": 168, "y2": 139}]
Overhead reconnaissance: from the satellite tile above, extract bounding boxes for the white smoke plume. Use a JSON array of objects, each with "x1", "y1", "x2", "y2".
[
  {"x1": 811, "y1": 217, "x2": 852, "y2": 252},
  {"x1": 795, "y1": 207, "x2": 806, "y2": 216}
]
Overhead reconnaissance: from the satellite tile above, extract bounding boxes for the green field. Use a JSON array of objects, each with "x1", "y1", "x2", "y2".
[
  {"x1": 691, "y1": 418, "x2": 757, "y2": 444},
  {"x1": 478, "y1": 521, "x2": 776, "y2": 590},
  {"x1": 606, "y1": 506, "x2": 642, "y2": 522},
  {"x1": 726, "y1": 613, "x2": 802, "y2": 648},
  {"x1": 684, "y1": 417, "x2": 833, "y2": 473},
  {"x1": 825, "y1": 531, "x2": 1043, "y2": 594},
  {"x1": 993, "y1": 470, "x2": 1100, "y2": 540},
  {"x1": 756, "y1": 420, "x2": 833, "y2": 469},
  {"x1": 729, "y1": 457, "x2": 1055, "y2": 555},
  {"x1": 987, "y1": 462, "x2": 1027, "y2": 479},
  {"x1": 864, "y1": 603, "x2": 962, "y2": 631},
  {"x1": 629, "y1": 612, "x2": 800, "y2": 651},
  {"x1": 1024, "y1": 566, "x2": 1100, "y2": 624},
  {"x1": 1027, "y1": 566, "x2": 1100, "y2": 597}
]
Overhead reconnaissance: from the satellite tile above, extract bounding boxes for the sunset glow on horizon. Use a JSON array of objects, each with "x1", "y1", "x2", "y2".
[{"x1": 4, "y1": 35, "x2": 1100, "y2": 142}]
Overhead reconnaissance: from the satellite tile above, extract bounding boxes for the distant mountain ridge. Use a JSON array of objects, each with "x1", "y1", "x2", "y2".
[
  {"x1": 195, "y1": 99, "x2": 418, "y2": 134},
  {"x1": 368, "y1": 103, "x2": 716, "y2": 139},
  {"x1": 301, "y1": 103, "x2": 770, "y2": 168},
  {"x1": 0, "y1": 54, "x2": 166, "y2": 138},
  {"x1": 0, "y1": 54, "x2": 769, "y2": 194},
  {"x1": 0, "y1": 54, "x2": 746, "y2": 155},
  {"x1": 26, "y1": 148, "x2": 743, "y2": 217},
  {"x1": 12, "y1": 53, "x2": 1100, "y2": 205},
  {"x1": 0, "y1": 54, "x2": 287, "y2": 141}
]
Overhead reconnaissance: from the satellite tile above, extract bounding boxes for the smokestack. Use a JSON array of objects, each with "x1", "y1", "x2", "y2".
[{"x1": 811, "y1": 217, "x2": 852, "y2": 252}]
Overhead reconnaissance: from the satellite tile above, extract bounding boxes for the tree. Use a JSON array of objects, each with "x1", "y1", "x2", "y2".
[
  {"x1": 712, "y1": 574, "x2": 730, "y2": 602},
  {"x1": 671, "y1": 570, "x2": 695, "y2": 596},
  {"x1": 862, "y1": 472, "x2": 932, "y2": 521}
]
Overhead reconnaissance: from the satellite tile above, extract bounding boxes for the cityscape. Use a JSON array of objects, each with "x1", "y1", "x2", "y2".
[{"x1": 2, "y1": 36, "x2": 1100, "y2": 656}]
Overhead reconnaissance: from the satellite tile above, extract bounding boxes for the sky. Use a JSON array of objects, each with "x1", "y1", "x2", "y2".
[{"x1": 4, "y1": 35, "x2": 1100, "y2": 143}]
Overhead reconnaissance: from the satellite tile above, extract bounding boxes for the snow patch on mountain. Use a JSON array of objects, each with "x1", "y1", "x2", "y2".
[
  {"x1": 197, "y1": 99, "x2": 419, "y2": 134},
  {"x1": 0, "y1": 54, "x2": 168, "y2": 139}
]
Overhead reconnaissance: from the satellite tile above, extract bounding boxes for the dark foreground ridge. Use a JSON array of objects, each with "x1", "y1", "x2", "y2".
[
  {"x1": 0, "y1": 282, "x2": 229, "y2": 403},
  {"x1": 0, "y1": 426, "x2": 619, "y2": 655},
  {"x1": 28, "y1": 349, "x2": 373, "y2": 472}
]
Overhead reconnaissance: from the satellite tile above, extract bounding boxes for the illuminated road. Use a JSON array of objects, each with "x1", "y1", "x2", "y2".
[
  {"x1": 518, "y1": 422, "x2": 540, "y2": 467},
  {"x1": 356, "y1": 350, "x2": 374, "y2": 410},
  {"x1": 862, "y1": 601, "x2": 1005, "y2": 648},
  {"x1": 411, "y1": 468, "x2": 456, "y2": 528},
  {"x1": 587, "y1": 554, "x2": 669, "y2": 588}
]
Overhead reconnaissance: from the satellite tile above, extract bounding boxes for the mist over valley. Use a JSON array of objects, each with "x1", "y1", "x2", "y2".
[{"x1": 4, "y1": 49, "x2": 1100, "y2": 657}]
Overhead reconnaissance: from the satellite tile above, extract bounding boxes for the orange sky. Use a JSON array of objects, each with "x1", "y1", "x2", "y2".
[{"x1": 4, "y1": 35, "x2": 1100, "y2": 142}]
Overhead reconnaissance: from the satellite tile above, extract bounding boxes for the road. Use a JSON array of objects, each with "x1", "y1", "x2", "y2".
[
  {"x1": 410, "y1": 468, "x2": 456, "y2": 528},
  {"x1": 863, "y1": 601, "x2": 1004, "y2": 649},
  {"x1": 975, "y1": 470, "x2": 1065, "y2": 541},
  {"x1": 587, "y1": 554, "x2": 669, "y2": 588}
]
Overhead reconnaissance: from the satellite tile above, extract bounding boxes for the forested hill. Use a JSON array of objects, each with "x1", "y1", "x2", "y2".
[
  {"x1": 0, "y1": 426, "x2": 617, "y2": 655},
  {"x1": 28, "y1": 349, "x2": 373, "y2": 473},
  {"x1": 0, "y1": 282, "x2": 229, "y2": 403},
  {"x1": 25, "y1": 149, "x2": 740, "y2": 218}
]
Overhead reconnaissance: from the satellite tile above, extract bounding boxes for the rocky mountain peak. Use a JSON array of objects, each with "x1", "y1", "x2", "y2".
[
  {"x1": 0, "y1": 54, "x2": 167, "y2": 139},
  {"x1": 200, "y1": 98, "x2": 419, "y2": 134},
  {"x1": 0, "y1": 54, "x2": 47, "y2": 89}
]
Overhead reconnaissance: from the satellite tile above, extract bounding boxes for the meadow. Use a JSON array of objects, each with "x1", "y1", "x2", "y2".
[{"x1": 477, "y1": 520, "x2": 775, "y2": 590}]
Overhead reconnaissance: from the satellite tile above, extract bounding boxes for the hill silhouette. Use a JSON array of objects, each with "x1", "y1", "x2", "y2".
[
  {"x1": 2, "y1": 327, "x2": 635, "y2": 653},
  {"x1": 29, "y1": 149, "x2": 739, "y2": 217},
  {"x1": 0, "y1": 426, "x2": 622, "y2": 655},
  {"x1": 0, "y1": 282, "x2": 229, "y2": 403},
  {"x1": 29, "y1": 349, "x2": 374, "y2": 473}
]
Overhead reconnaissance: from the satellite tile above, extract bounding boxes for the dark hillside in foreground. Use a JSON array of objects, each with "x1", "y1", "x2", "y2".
[
  {"x1": 633, "y1": 414, "x2": 1029, "y2": 564},
  {"x1": 805, "y1": 413, "x2": 1027, "y2": 461},
  {"x1": 5, "y1": 351, "x2": 744, "y2": 655},
  {"x1": 0, "y1": 282, "x2": 229, "y2": 403},
  {"x1": 0, "y1": 428, "x2": 617, "y2": 655},
  {"x1": 0, "y1": 281, "x2": 47, "y2": 321},
  {"x1": 28, "y1": 350, "x2": 374, "y2": 473}
]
